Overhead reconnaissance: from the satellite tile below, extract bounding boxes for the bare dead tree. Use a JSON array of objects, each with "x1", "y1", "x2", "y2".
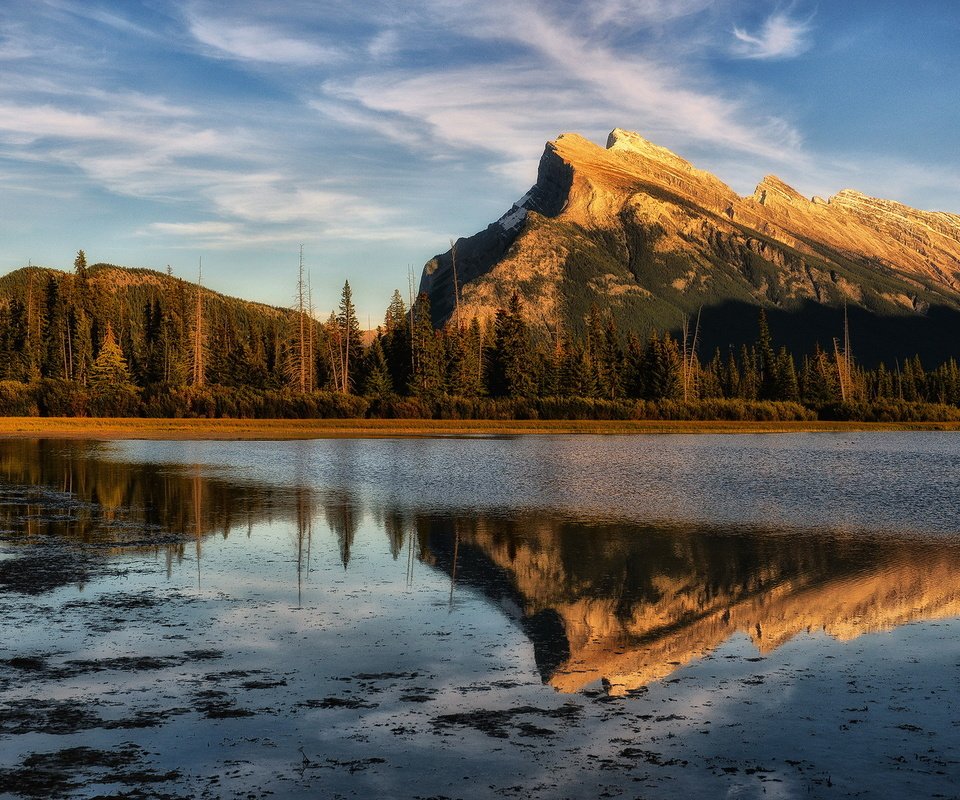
[{"x1": 191, "y1": 258, "x2": 206, "y2": 387}]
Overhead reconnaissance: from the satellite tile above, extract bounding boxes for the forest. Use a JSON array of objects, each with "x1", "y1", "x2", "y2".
[{"x1": 1, "y1": 252, "x2": 959, "y2": 422}]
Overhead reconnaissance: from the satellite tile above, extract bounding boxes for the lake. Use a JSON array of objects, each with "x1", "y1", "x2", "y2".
[{"x1": 1, "y1": 433, "x2": 959, "y2": 798}]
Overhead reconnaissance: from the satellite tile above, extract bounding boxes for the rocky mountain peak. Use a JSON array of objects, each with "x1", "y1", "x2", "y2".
[
  {"x1": 606, "y1": 128, "x2": 694, "y2": 169},
  {"x1": 752, "y1": 175, "x2": 809, "y2": 207}
]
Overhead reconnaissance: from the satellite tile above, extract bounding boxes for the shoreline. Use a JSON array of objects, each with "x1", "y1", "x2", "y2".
[{"x1": 0, "y1": 417, "x2": 959, "y2": 440}]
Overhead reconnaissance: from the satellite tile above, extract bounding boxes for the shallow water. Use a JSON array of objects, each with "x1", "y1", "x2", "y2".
[{"x1": 1, "y1": 434, "x2": 959, "y2": 798}]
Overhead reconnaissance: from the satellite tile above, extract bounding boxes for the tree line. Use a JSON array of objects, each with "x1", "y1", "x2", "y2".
[{"x1": 1, "y1": 252, "x2": 959, "y2": 421}]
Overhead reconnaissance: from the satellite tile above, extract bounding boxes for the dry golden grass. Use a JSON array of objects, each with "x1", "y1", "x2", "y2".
[{"x1": 0, "y1": 417, "x2": 958, "y2": 440}]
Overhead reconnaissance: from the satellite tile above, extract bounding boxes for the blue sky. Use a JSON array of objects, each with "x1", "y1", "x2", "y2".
[{"x1": 2, "y1": 1, "x2": 959, "y2": 321}]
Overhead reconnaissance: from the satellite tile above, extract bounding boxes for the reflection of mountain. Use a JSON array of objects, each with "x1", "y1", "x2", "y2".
[{"x1": 417, "y1": 514, "x2": 960, "y2": 694}]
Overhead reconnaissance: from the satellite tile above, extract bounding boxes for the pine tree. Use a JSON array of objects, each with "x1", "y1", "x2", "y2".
[
  {"x1": 490, "y1": 292, "x2": 534, "y2": 398},
  {"x1": 410, "y1": 293, "x2": 444, "y2": 397},
  {"x1": 448, "y1": 316, "x2": 485, "y2": 397},
  {"x1": 90, "y1": 322, "x2": 138, "y2": 415},
  {"x1": 639, "y1": 331, "x2": 681, "y2": 400},
  {"x1": 738, "y1": 345, "x2": 759, "y2": 400},
  {"x1": 775, "y1": 346, "x2": 800, "y2": 402},
  {"x1": 721, "y1": 349, "x2": 741, "y2": 399},
  {"x1": 756, "y1": 309, "x2": 778, "y2": 400},
  {"x1": 382, "y1": 289, "x2": 412, "y2": 392},
  {"x1": 337, "y1": 280, "x2": 363, "y2": 393},
  {"x1": 73, "y1": 250, "x2": 88, "y2": 280},
  {"x1": 361, "y1": 337, "x2": 393, "y2": 398}
]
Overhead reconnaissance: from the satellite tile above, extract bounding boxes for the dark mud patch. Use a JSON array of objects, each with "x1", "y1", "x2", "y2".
[
  {"x1": 191, "y1": 689, "x2": 255, "y2": 719},
  {"x1": 619, "y1": 747, "x2": 689, "y2": 767},
  {"x1": 297, "y1": 752, "x2": 387, "y2": 775},
  {"x1": 399, "y1": 691, "x2": 437, "y2": 703},
  {"x1": 201, "y1": 668, "x2": 287, "y2": 690},
  {"x1": 182, "y1": 648, "x2": 224, "y2": 661},
  {"x1": 63, "y1": 591, "x2": 168, "y2": 611},
  {"x1": 298, "y1": 696, "x2": 379, "y2": 710},
  {"x1": 0, "y1": 743, "x2": 180, "y2": 799},
  {"x1": 0, "y1": 546, "x2": 97, "y2": 595},
  {"x1": 0, "y1": 648, "x2": 225, "y2": 683},
  {"x1": 2, "y1": 656, "x2": 49, "y2": 672},
  {"x1": 432, "y1": 703, "x2": 583, "y2": 739},
  {"x1": 0, "y1": 698, "x2": 193, "y2": 736}
]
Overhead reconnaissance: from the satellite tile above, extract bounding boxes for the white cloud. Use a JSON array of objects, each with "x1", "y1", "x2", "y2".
[
  {"x1": 308, "y1": 98, "x2": 426, "y2": 150},
  {"x1": 732, "y1": 12, "x2": 813, "y2": 60},
  {"x1": 189, "y1": 15, "x2": 343, "y2": 66},
  {"x1": 367, "y1": 29, "x2": 401, "y2": 61}
]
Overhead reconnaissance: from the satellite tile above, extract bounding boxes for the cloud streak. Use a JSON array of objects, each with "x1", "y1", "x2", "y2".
[
  {"x1": 732, "y1": 12, "x2": 813, "y2": 60},
  {"x1": 188, "y1": 15, "x2": 344, "y2": 66}
]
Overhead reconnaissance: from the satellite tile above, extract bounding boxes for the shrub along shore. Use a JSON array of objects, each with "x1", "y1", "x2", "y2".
[
  {"x1": 1, "y1": 415, "x2": 959, "y2": 441},
  {"x1": 3, "y1": 379, "x2": 960, "y2": 425}
]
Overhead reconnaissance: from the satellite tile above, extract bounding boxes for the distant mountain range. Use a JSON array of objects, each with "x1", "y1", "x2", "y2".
[{"x1": 420, "y1": 129, "x2": 960, "y2": 365}]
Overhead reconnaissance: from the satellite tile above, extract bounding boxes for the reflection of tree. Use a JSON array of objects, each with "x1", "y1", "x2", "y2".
[
  {"x1": 382, "y1": 509, "x2": 406, "y2": 560},
  {"x1": 294, "y1": 486, "x2": 313, "y2": 608},
  {"x1": 0, "y1": 440, "x2": 295, "y2": 561},
  {"x1": 323, "y1": 492, "x2": 361, "y2": 570}
]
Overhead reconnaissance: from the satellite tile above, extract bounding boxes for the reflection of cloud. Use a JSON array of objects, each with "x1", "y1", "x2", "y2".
[{"x1": 732, "y1": 12, "x2": 813, "y2": 60}]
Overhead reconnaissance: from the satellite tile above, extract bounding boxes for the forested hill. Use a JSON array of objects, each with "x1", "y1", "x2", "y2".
[{"x1": 0, "y1": 261, "x2": 295, "y2": 390}]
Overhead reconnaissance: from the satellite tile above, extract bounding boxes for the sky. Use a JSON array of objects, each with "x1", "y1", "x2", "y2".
[{"x1": 2, "y1": 0, "x2": 959, "y2": 322}]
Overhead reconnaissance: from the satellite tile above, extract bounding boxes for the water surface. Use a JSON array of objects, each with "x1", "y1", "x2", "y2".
[{"x1": 1, "y1": 434, "x2": 959, "y2": 798}]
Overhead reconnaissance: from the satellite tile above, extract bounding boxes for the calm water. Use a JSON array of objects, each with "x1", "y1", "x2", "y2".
[{"x1": 1, "y1": 434, "x2": 960, "y2": 798}]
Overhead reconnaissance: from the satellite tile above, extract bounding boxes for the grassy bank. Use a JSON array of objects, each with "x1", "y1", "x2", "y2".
[{"x1": 1, "y1": 416, "x2": 959, "y2": 440}]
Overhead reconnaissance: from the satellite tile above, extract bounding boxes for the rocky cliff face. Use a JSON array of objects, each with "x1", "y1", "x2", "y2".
[{"x1": 420, "y1": 129, "x2": 960, "y2": 362}]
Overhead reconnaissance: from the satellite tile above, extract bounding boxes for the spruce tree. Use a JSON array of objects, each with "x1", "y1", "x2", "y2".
[
  {"x1": 336, "y1": 281, "x2": 363, "y2": 393},
  {"x1": 490, "y1": 292, "x2": 534, "y2": 398},
  {"x1": 756, "y1": 309, "x2": 778, "y2": 400},
  {"x1": 90, "y1": 323, "x2": 138, "y2": 415}
]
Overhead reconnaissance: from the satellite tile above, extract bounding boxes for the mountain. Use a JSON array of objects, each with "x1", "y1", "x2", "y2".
[{"x1": 420, "y1": 129, "x2": 960, "y2": 364}]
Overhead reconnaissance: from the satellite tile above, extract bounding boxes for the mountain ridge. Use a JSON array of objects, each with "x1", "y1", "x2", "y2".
[{"x1": 420, "y1": 129, "x2": 960, "y2": 364}]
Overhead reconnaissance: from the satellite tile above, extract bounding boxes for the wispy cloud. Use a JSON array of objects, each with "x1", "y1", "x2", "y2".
[
  {"x1": 732, "y1": 12, "x2": 813, "y2": 60},
  {"x1": 188, "y1": 15, "x2": 344, "y2": 66},
  {"x1": 585, "y1": 0, "x2": 714, "y2": 29},
  {"x1": 326, "y1": 1, "x2": 805, "y2": 174}
]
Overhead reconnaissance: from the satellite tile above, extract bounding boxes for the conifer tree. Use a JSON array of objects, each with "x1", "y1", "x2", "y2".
[
  {"x1": 756, "y1": 309, "x2": 778, "y2": 400},
  {"x1": 337, "y1": 280, "x2": 363, "y2": 393},
  {"x1": 775, "y1": 346, "x2": 800, "y2": 402},
  {"x1": 382, "y1": 289, "x2": 412, "y2": 392},
  {"x1": 490, "y1": 292, "x2": 534, "y2": 398},
  {"x1": 90, "y1": 322, "x2": 138, "y2": 415},
  {"x1": 361, "y1": 337, "x2": 393, "y2": 398},
  {"x1": 410, "y1": 293, "x2": 444, "y2": 397}
]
